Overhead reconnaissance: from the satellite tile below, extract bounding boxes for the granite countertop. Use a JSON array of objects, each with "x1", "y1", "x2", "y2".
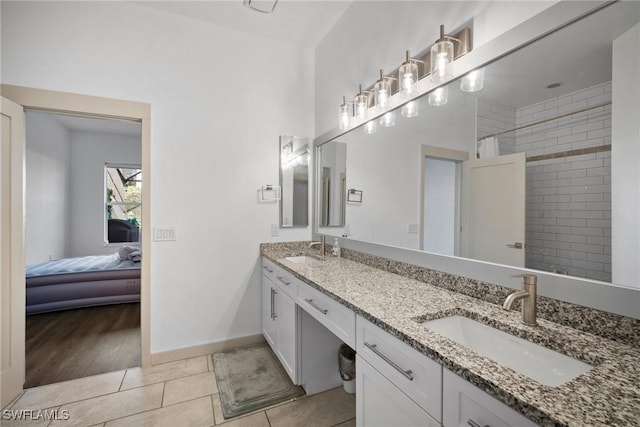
[{"x1": 261, "y1": 244, "x2": 640, "y2": 427}]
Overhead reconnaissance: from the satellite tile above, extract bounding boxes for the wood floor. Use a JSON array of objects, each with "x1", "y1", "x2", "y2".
[{"x1": 25, "y1": 303, "x2": 141, "y2": 388}]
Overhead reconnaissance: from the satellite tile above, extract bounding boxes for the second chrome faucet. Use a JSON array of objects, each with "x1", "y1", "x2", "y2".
[
  {"x1": 503, "y1": 274, "x2": 538, "y2": 326},
  {"x1": 309, "y1": 235, "x2": 326, "y2": 259}
]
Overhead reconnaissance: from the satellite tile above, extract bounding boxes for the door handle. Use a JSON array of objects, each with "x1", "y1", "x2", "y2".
[{"x1": 506, "y1": 242, "x2": 523, "y2": 249}]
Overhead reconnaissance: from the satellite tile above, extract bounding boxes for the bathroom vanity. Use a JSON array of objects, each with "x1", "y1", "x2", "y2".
[{"x1": 261, "y1": 242, "x2": 639, "y2": 427}]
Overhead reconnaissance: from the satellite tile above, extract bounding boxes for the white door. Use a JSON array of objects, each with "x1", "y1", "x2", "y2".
[
  {"x1": 461, "y1": 153, "x2": 526, "y2": 267},
  {"x1": 1, "y1": 96, "x2": 26, "y2": 407},
  {"x1": 262, "y1": 279, "x2": 276, "y2": 349}
]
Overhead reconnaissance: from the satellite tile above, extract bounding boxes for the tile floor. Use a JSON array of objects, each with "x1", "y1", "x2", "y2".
[{"x1": 2, "y1": 355, "x2": 356, "y2": 427}]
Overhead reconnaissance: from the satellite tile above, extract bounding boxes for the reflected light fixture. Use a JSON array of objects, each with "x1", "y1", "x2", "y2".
[
  {"x1": 431, "y1": 25, "x2": 456, "y2": 83},
  {"x1": 399, "y1": 50, "x2": 422, "y2": 99},
  {"x1": 379, "y1": 111, "x2": 396, "y2": 128},
  {"x1": 363, "y1": 120, "x2": 377, "y2": 134},
  {"x1": 354, "y1": 84, "x2": 371, "y2": 120},
  {"x1": 374, "y1": 70, "x2": 393, "y2": 112},
  {"x1": 460, "y1": 68, "x2": 485, "y2": 92},
  {"x1": 243, "y1": 0, "x2": 278, "y2": 13},
  {"x1": 401, "y1": 101, "x2": 419, "y2": 118},
  {"x1": 338, "y1": 96, "x2": 353, "y2": 130},
  {"x1": 428, "y1": 86, "x2": 448, "y2": 107}
]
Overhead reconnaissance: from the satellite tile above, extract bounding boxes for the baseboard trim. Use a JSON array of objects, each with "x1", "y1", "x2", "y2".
[{"x1": 151, "y1": 334, "x2": 265, "y2": 366}]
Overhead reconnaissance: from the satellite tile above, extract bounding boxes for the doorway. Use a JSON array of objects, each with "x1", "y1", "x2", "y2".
[
  {"x1": 1, "y1": 85, "x2": 151, "y2": 406},
  {"x1": 23, "y1": 111, "x2": 143, "y2": 387}
]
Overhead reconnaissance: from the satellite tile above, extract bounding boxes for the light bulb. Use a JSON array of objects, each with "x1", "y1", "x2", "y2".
[
  {"x1": 428, "y1": 86, "x2": 448, "y2": 107},
  {"x1": 401, "y1": 101, "x2": 418, "y2": 118},
  {"x1": 430, "y1": 39, "x2": 454, "y2": 83},
  {"x1": 379, "y1": 111, "x2": 396, "y2": 128},
  {"x1": 363, "y1": 120, "x2": 377, "y2": 134},
  {"x1": 355, "y1": 93, "x2": 368, "y2": 120},
  {"x1": 339, "y1": 103, "x2": 351, "y2": 130},
  {"x1": 398, "y1": 58, "x2": 418, "y2": 99},
  {"x1": 374, "y1": 70, "x2": 391, "y2": 111}
]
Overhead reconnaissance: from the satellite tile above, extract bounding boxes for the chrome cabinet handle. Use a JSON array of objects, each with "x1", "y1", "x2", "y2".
[
  {"x1": 272, "y1": 289, "x2": 278, "y2": 319},
  {"x1": 364, "y1": 342, "x2": 413, "y2": 381},
  {"x1": 468, "y1": 419, "x2": 489, "y2": 427},
  {"x1": 263, "y1": 265, "x2": 274, "y2": 273},
  {"x1": 305, "y1": 298, "x2": 328, "y2": 315},
  {"x1": 277, "y1": 276, "x2": 290, "y2": 286},
  {"x1": 270, "y1": 288, "x2": 274, "y2": 320},
  {"x1": 505, "y1": 242, "x2": 523, "y2": 249}
]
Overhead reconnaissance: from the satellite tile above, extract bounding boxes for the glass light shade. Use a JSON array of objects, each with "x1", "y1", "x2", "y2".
[
  {"x1": 374, "y1": 79, "x2": 391, "y2": 111},
  {"x1": 460, "y1": 68, "x2": 485, "y2": 92},
  {"x1": 379, "y1": 111, "x2": 396, "y2": 128},
  {"x1": 401, "y1": 101, "x2": 419, "y2": 118},
  {"x1": 354, "y1": 93, "x2": 369, "y2": 120},
  {"x1": 430, "y1": 40, "x2": 454, "y2": 83},
  {"x1": 428, "y1": 86, "x2": 448, "y2": 107},
  {"x1": 338, "y1": 103, "x2": 351, "y2": 130},
  {"x1": 363, "y1": 120, "x2": 377, "y2": 134},
  {"x1": 399, "y1": 62, "x2": 419, "y2": 99}
]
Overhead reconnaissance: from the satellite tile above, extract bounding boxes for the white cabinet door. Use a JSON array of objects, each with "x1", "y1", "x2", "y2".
[
  {"x1": 275, "y1": 290, "x2": 297, "y2": 383},
  {"x1": 262, "y1": 278, "x2": 277, "y2": 349},
  {"x1": 357, "y1": 355, "x2": 440, "y2": 427},
  {"x1": 443, "y1": 370, "x2": 538, "y2": 427}
]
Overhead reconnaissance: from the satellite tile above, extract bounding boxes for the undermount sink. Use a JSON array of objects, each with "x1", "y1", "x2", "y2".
[
  {"x1": 285, "y1": 255, "x2": 320, "y2": 264},
  {"x1": 422, "y1": 315, "x2": 593, "y2": 387}
]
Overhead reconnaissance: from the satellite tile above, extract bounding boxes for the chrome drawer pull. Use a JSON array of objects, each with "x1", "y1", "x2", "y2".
[
  {"x1": 364, "y1": 342, "x2": 414, "y2": 381},
  {"x1": 305, "y1": 298, "x2": 328, "y2": 314},
  {"x1": 468, "y1": 419, "x2": 489, "y2": 427},
  {"x1": 277, "y1": 276, "x2": 290, "y2": 286},
  {"x1": 263, "y1": 266, "x2": 274, "y2": 273}
]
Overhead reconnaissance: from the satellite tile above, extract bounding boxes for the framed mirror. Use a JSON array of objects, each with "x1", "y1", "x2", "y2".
[
  {"x1": 317, "y1": 141, "x2": 347, "y2": 228},
  {"x1": 280, "y1": 135, "x2": 309, "y2": 228},
  {"x1": 314, "y1": 2, "x2": 640, "y2": 295}
]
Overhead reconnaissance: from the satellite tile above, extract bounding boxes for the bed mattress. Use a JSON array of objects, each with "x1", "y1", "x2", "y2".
[{"x1": 26, "y1": 254, "x2": 141, "y2": 314}]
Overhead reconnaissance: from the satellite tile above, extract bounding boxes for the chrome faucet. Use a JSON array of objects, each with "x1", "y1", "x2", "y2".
[
  {"x1": 503, "y1": 274, "x2": 537, "y2": 326},
  {"x1": 309, "y1": 235, "x2": 326, "y2": 259}
]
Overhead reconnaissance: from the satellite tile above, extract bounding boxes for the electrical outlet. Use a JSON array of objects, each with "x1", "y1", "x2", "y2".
[
  {"x1": 407, "y1": 224, "x2": 419, "y2": 234},
  {"x1": 344, "y1": 224, "x2": 351, "y2": 235},
  {"x1": 271, "y1": 224, "x2": 279, "y2": 237}
]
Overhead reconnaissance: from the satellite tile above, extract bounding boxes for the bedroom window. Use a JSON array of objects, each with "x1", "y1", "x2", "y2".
[{"x1": 105, "y1": 164, "x2": 142, "y2": 244}]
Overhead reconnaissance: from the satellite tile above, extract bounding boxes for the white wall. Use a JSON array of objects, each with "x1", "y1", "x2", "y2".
[
  {"x1": 612, "y1": 23, "x2": 640, "y2": 287},
  {"x1": 1, "y1": 1, "x2": 313, "y2": 353},
  {"x1": 314, "y1": 1, "x2": 556, "y2": 136},
  {"x1": 68, "y1": 131, "x2": 141, "y2": 257},
  {"x1": 25, "y1": 112, "x2": 71, "y2": 265}
]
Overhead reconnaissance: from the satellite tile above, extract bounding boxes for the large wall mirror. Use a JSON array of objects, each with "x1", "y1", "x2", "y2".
[
  {"x1": 280, "y1": 135, "x2": 309, "y2": 228},
  {"x1": 314, "y1": 2, "x2": 640, "y2": 296}
]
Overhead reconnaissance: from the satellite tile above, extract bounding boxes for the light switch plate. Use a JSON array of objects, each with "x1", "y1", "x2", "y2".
[
  {"x1": 271, "y1": 224, "x2": 279, "y2": 237},
  {"x1": 408, "y1": 224, "x2": 419, "y2": 234},
  {"x1": 154, "y1": 227, "x2": 177, "y2": 241}
]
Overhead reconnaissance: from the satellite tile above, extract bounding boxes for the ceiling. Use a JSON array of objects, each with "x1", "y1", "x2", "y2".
[
  {"x1": 134, "y1": 0, "x2": 353, "y2": 47},
  {"x1": 47, "y1": 113, "x2": 142, "y2": 137}
]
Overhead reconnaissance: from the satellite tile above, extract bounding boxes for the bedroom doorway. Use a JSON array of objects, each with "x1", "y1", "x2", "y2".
[
  {"x1": 1, "y1": 85, "x2": 151, "y2": 401},
  {"x1": 23, "y1": 111, "x2": 143, "y2": 387}
]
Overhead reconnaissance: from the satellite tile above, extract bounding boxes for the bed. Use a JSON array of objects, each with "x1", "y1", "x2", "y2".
[{"x1": 26, "y1": 252, "x2": 141, "y2": 315}]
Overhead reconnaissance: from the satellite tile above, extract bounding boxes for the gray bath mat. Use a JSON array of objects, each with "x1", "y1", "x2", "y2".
[{"x1": 212, "y1": 342, "x2": 305, "y2": 419}]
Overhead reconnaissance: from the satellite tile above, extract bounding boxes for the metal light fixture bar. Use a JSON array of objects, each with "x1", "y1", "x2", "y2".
[{"x1": 356, "y1": 26, "x2": 471, "y2": 101}]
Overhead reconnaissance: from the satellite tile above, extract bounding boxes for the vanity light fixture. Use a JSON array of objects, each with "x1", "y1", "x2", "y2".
[
  {"x1": 460, "y1": 68, "x2": 485, "y2": 92},
  {"x1": 428, "y1": 86, "x2": 448, "y2": 107},
  {"x1": 338, "y1": 96, "x2": 353, "y2": 130},
  {"x1": 401, "y1": 101, "x2": 419, "y2": 118},
  {"x1": 374, "y1": 70, "x2": 395, "y2": 112},
  {"x1": 363, "y1": 120, "x2": 377, "y2": 134},
  {"x1": 379, "y1": 111, "x2": 396, "y2": 128},
  {"x1": 354, "y1": 84, "x2": 372, "y2": 120},
  {"x1": 431, "y1": 25, "x2": 465, "y2": 83},
  {"x1": 243, "y1": 0, "x2": 278, "y2": 13},
  {"x1": 398, "y1": 50, "x2": 423, "y2": 99}
]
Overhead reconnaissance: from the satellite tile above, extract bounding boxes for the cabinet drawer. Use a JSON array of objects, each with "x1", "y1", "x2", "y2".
[
  {"x1": 356, "y1": 316, "x2": 442, "y2": 423},
  {"x1": 297, "y1": 282, "x2": 355, "y2": 347},
  {"x1": 262, "y1": 258, "x2": 297, "y2": 298},
  {"x1": 443, "y1": 369, "x2": 538, "y2": 427}
]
